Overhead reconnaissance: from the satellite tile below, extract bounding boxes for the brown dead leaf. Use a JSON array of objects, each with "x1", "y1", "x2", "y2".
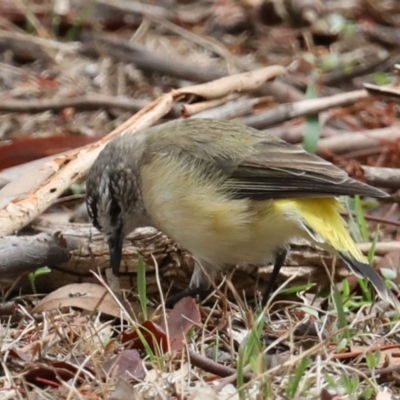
[
  {"x1": 31, "y1": 283, "x2": 130, "y2": 320},
  {"x1": 122, "y1": 297, "x2": 201, "y2": 353},
  {"x1": 159, "y1": 296, "x2": 201, "y2": 352},
  {"x1": 102, "y1": 349, "x2": 146, "y2": 381}
]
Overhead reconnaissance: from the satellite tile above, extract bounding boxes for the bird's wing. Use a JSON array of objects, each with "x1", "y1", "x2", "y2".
[
  {"x1": 217, "y1": 138, "x2": 387, "y2": 200},
  {"x1": 146, "y1": 119, "x2": 387, "y2": 200}
]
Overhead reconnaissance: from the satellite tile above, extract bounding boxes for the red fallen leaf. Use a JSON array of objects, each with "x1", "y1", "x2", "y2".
[
  {"x1": 24, "y1": 361, "x2": 94, "y2": 387},
  {"x1": 122, "y1": 297, "x2": 201, "y2": 353},
  {"x1": 102, "y1": 349, "x2": 145, "y2": 381},
  {"x1": 122, "y1": 320, "x2": 168, "y2": 353},
  {"x1": 0, "y1": 134, "x2": 103, "y2": 170}
]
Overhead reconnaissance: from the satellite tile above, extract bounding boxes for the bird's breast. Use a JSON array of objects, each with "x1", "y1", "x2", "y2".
[{"x1": 140, "y1": 155, "x2": 301, "y2": 267}]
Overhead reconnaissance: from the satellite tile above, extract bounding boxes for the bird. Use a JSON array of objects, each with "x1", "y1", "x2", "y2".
[{"x1": 85, "y1": 118, "x2": 396, "y2": 307}]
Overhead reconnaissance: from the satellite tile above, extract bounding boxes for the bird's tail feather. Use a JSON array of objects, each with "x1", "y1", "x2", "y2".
[
  {"x1": 340, "y1": 252, "x2": 399, "y2": 309},
  {"x1": 277, "y1": 198, "x2": 399, "y2": 309}
]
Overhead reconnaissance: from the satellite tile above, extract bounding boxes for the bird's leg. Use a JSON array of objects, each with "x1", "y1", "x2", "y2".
[
  {"x1": 164, "y1": 261, "x2": 213, "y2": 309},
  {"x1": 165, "y1": 286, "x2": 211, "y2": 309},
  {"x1": 261, "y1": 248, "x2": 288, "y2": 306}
]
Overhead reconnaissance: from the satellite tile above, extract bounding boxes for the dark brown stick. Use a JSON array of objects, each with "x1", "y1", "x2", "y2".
[
  {"x1": 0, "y1": 95, "x2": 148, "y2": 114},
  {"x1": 188, "y1": 351, "x2": 254, "y2": 382}
]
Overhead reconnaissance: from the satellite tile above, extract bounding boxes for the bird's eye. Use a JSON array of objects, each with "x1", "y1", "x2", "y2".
[{"x1": 109, "y1": 200, "x2": 121, "y2": 218}]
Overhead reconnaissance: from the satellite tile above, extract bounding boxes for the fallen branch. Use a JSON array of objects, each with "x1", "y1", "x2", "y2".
[
  {"x1": 358, "y1": 241, "x2": 400, "y2": 256},
  {"x1": 80, "y1": 31, "x2": 302, "y2": 103},
  {"x1": 0, "y1": 95, "x2": 149, "y2": 113},
  {"x1": 318, "y1": 126, "x2": 400, "y2": 155},
  {"x1": 80, "y1": 32, "x2": 225, "y2": 84},
  {"x1": 0, "y1": 29, "x2": 77, "y2": 62},
  {"x1": 362, "y1": 166, "x2": 400, "y2": 190},
  {"x1": 189, "y1": 96, "x2": 272, "y2": 120},
  {"x1": 0, "y1": 219, "x2": 389, "y2": 297},
  {"x1": 239, "y1": 89, "x2": 370, "y2": 129}
]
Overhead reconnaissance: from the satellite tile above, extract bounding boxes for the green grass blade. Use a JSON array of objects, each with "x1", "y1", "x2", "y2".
[
  {"x1": 137, "y1": 256, "x2": 148, "y2": 320},
  {"x1": 302, "y1": 81, "x2": 320, "y2": 153},
  {"x1": 354, "y1": 195, "x2": 369, "y2": 242},
  {"x1": 332, "y1": 286, "x2": 350, "y2": 340},
  {"x1": 286, "y1": 356, "x2": 310, "y2": 398}
]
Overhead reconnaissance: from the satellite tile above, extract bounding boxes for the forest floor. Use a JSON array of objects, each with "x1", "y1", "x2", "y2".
[{"x1": 1, "y1": 0, "x2": 400, "y2": 399}]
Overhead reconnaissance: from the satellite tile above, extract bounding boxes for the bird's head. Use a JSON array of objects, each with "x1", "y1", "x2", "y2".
[{"x1": 86, "y1": 142, "x2": 148, "y2": 275}]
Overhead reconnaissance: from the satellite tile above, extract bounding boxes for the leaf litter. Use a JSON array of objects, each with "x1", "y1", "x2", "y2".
[{"x1": 2, "y1": 0, "x2": 400, "y2": 399}]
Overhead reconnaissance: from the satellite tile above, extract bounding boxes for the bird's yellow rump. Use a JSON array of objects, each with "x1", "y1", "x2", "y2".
[{"x1": 275, "y1": 197, "x2": 364, "y2": 262}]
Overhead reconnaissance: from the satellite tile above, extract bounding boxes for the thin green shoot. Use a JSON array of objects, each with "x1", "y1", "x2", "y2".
[
  {"x1": 344, "y1": 197, "x2": 363, "y2": 244},
  {"x1": 340, "y1": 373, "x2": 359, "y2": 397},
  {"x1": 237, "y1": 311, "x2": 265, "y2": 398},
  {"x1": 336, "y1": 337, "x2": 348, "y2": 353},
  {"x1": 279, "y1": 283, "x2": 316, "y2": 295},
  {"x1": 354, "y1": 195, "x2": 369, "y2": 242},
  {"x1": 357, "y1": 278, "x2": 373, "y2": 304},
  {"x1": 28, "y1": 267, "x2": 51, "y2": 294},
  {"x1": 137, "y1": 256, "x2": 148, "y2": 321},
  {"x1": 339, "y1": 278, "x2": 372, "y2": 312},
  {"x1": 135, "y1": 325, "x2": 164, "y2": 368},
  {"x1": 65, "y1": 2, "x2": 95, "y2": 41},
  {"x1": 366, "y1": 351, "x2": 380, "y2": 370},
  {"x1": 70, "y1": 183, "x2": 85, "y2": 195},
  {"x1": 324, "y1": 373, "x2": 337, "y2": 388},
  {"x1": 367, "y1": 225, "x2": 379, "y2": 264},
  {"x1": 332, "y1": 286, "x2": 350, "y2": 340},
  {"x1": 286, "y1": 356, "x2": 310, "y2": 398},
  {"x1": 360, "y1": 387, "x2": 374, "y2": 399},
  {"x1": 302, "y1": 80, "x2": 320, "y2": 154},
  {"x1": 214, "y1": 333, "x2": 220, "y2": 362},
  {"x1": 373, "y1": 71, "x2": 392, "y2": 86}
]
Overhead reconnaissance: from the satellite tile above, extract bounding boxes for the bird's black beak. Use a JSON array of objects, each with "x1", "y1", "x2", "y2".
[{"x1": 108, "y1": 229, "x2": 124, "y2": 275}]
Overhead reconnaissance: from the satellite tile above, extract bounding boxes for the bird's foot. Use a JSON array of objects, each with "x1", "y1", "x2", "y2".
[{"x1": 164, "y1": 287, "x2": 211, "y2": 309}]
